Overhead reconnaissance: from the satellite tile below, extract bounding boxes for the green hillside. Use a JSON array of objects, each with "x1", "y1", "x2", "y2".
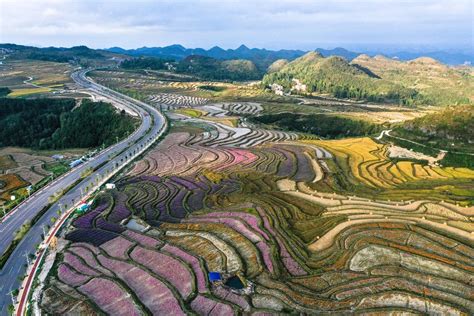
[
  {"x1": 352, "y1": 55, "x2": 473, "y2": 106},
  {"x1": 176, "y1": 55, "x2": 261, "y2": 81},
  {"x1": 262, "y1": 51, "x2": 473, "y2": 106},
  {"x1": 262, "y1": 51, "x2": 421, "y2": 105},
  {"x1": 393, "y1": 105, "x2": 474, "y2": 150},
  {"x1": 267, "y1": 59, "x2": 289, "y2": 73},
  {"x1": 389, "y1": 105, "x2": 474, "y2": 168},
  {"x1": 120, "y1": 57, "x2": 173, "y2": 70}
]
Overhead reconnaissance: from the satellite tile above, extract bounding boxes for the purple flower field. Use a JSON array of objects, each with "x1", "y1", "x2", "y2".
[{"x1": 44, "y1": 128, "x2": 454, "y2": 316}]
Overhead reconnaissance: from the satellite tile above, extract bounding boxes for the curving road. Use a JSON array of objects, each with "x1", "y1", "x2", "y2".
[{"x1": 0, "y1": 68, "x2": 167, "y2": 315}]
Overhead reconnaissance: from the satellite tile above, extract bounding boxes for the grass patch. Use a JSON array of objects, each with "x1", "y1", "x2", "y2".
[
  {"x1": 8, "y1": 87, "x2": 51, "y2": 97},
  {"x1": 43, "y1": 161, "x2": 70, "y2": 177},
  {"x1": 0, "y1": 174, "x2": 29, "y2": 201}
]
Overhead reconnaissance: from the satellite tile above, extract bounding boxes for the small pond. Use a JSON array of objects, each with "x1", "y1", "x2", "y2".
[{"x1": 225, "y1": 276, "x2": 244, "y2": 290}]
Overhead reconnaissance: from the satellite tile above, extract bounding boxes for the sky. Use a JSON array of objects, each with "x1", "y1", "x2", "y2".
[{"x1": 0, "y1": 0, "x2": 472, "y2": 53}]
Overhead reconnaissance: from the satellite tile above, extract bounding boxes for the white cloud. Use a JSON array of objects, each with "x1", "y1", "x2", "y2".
[{"x1": 0, "y1": 0, "x2": 471, "y2": 51}]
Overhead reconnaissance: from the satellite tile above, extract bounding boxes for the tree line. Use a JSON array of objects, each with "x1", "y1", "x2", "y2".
[
  {"x1": 0, "y1": 98, "x2": 137, "y2": 149},
  {"x1": 121, "y1": 57, "x2": 173, "y2": 70},
  {"x1": 252, "y1": 113, "x2": 382, "y2": 138}
]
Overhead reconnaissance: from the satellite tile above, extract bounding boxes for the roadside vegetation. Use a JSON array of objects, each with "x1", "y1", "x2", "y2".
[{"x1": 0, "y1": 221, "x2": 31, "y2": 269}]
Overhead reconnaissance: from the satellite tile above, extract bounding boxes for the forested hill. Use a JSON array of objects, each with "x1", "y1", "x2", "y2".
[
  {"x1": 175, "y1": 55, "x2": 261, "y2": 81},
  {"x1": 120, "y1": 57, "x2": 173, "y2": 70},
  {"x1": 394, "y1": 105, "x2": 474, "y2": 149},
  {"x1": 352, "y1": 55, "x2": 473, "y2": 106},
  {"x1": 390, "y1": 105, "x2": 474, "y2": 168},
  {"x1": 262, "y1": 51, "x2": 421, "y2": 105},
  {"x1": 0, "y1": 98, "x2": 137, "y2": 149},
  {"x1": 262, "y1": 51, "x2": 473, "y2": 106}
]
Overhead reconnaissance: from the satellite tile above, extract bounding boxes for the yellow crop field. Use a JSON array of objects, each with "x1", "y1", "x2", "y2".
[
  {"x1": 442, "y1": 167, "x2": 474, "y2": 178},
  {"x1": 413, "y1": 163, "x2": 429, "y2": 178},
  {"x1": 423, "y1": 166, "x2": 445, "y2": 179},
  {"x1": 175, "y1": 108, "x2": 239, "y2": 127},
  {"x1": 305, "y1": 137, "x2": 474, "y2": 189},
  {"x1": 387, "y1": 164, "x2": 406, "y2": 183},
  {"x1": 205, "y1": 117, "x2": 239, "y2": 127},
  {"x1": 175, "y1": 108, "x2": 207, "y2": 118}
]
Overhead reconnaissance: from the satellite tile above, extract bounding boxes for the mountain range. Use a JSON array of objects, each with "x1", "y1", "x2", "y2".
[
  {"x1": 106, "y1": 44, "x2": 473, "y2": 66},
  {"x1": 1, "y1": 43, "x2": 471, "y2": 67}
]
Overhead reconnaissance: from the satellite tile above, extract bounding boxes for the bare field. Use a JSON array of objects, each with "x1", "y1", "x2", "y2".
[{"x1": 0, "y1": 59, "x2": 75, "y2": 97}]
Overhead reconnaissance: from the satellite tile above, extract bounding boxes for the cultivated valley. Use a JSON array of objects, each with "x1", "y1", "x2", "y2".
[{"x1": 0, "y1": 21, "x2": 473, "y2": 316}]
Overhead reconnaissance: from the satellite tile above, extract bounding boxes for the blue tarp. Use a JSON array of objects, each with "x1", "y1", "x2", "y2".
[{"x1": 208, "y1": 272, "x2": 221, "y2": 281}]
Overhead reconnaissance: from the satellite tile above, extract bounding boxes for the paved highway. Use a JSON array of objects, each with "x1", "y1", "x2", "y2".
[{"x1": 0, "y1": 69, "x2": 167, "y2": 315}]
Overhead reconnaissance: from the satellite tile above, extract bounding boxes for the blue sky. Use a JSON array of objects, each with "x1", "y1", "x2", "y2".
[{"x1": 0, "y1": 0, "x2": 472, "y2": 53}]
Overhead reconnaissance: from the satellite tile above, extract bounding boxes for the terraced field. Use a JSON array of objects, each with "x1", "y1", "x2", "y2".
[
  {"x1": 305, "y1": 137, "x2": 474, "y2": 204},
  {"x1": 148, "y1": 93, "x2": 209, "y2": 109},
  {"x1": 40, "y1": 102, "x2": 474, "y2": 314},
  {"x1": 88, "y1": 69, "x2": 287, "y2": 104}
]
